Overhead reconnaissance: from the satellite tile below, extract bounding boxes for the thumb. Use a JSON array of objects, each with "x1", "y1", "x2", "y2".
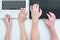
[{"x1": 39, "y1": 9, "x2": 42, "y2": 16}]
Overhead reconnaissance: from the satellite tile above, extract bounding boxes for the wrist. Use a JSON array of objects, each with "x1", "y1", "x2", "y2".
[
  {"x1": 6, "y1": 25, "x2": 11, "y2": 30},
  {"x1": 49, "y1": 28, "x2": 56, "y2": 34},
  {"x1": 32, "y1": 20, "x2": 38, "y2": 25},
  {"x1": 6, "y1": 28, "x2": 10, "y2": 32},
  {"x1": 32, "y1": 19, "x2": 38, "y2": 23},
  {"x1": 48, "y1": 25, "x2": 54, "y2": 29},
  {"x1": 32, "y1": 20, "x2": 38, "y2": 28},
  {"x1": 6, "y1": 24, "x2": 11, "y2": 27},
  {"x1": 19, "y1": 23, "x2": 25, "y2": 27},
  {"x1": 20, "y1": 23, "x2": 24, "y2": 25},
  {"x1": 32, "y1": 21, "x2": 38, "y2": 24},
  {"x1": 19, "y1": 21, "x2": 25, "y2": 25},
  {"x1": 49, "y1": 26, "x2": 55, "y2": 31}
]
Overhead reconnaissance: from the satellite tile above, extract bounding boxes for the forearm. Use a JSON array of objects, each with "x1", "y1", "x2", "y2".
[
  {"x1": 31, "y1": 21, "x2": 40, "y2": 40},
  {"x1": 5, "y1": 28, "x2": 10, "y2": 40},
  {"x1": 20, "y1": 23, "x2": 27, "y2": 40},
  {"x1": 49, "y1": 27, "x2": 58, "y2": 40}
]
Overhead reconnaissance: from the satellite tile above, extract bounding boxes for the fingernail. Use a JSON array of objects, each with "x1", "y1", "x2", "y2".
[{"x1": 21, "y1": 8, "x2": 23, "y2": 9}]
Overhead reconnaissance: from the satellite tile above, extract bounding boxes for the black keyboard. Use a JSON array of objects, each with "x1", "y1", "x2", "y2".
[{"x1": 29, "y1": 0, "x2": 60, "y2": 19}]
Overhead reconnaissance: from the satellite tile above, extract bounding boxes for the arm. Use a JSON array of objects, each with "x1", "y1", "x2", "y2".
[
  {"x1": 43, "y1": 12, "x2": 58, "y2": 40},
  {"x1": 18, "y1": 8, "x2": 27, "y2": 40},
  {"x1": 3, "y1": 14, "x2": 12, "y2": 40},
  {"x1": 50, "y1": 27, "x2": 58, "y2": 40},
  {"x1": 5, "y1": 28, "x2": 10, "y2": 40},
  {"x1": 31, "y1": 20, "x2": 39, "y2": 40},
  {"x1": 30, "y1": 4, "x2": 42, "y2": 40},
  {"x1": 20, "y1": 23, "x2": 27, "y2": 40}
]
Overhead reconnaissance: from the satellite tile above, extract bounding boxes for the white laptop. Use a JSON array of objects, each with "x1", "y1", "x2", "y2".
[{"x1": 0, "y1": 0, "x2": 29, "y2": 19}]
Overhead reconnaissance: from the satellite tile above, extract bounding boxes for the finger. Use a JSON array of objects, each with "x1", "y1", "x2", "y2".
[
  {"x1": 6, "y1": 14, "x2": 9, "y2": 21},
  {"x1": 4, "y1": 14, "x2": 6, "y2": 19},
  {"x1": 19, "y1": 9, "x2": 23, "y2": 15},
  {"x1": 30, "y1": 5, "x2": 33, "y2": 11},
  {"x1": 21, "y1": 9, "x2": 27, "y2": 16},
  {"x1": 36, "y1": 4, "x2": 39, "y2": 9},
  {"x1": 6, "y1": 14, "x2": 10, "y2": 17},
  {"x1": 5, "y1": 14, "x2": 9, "y2": 21},
  {"x1": 3, "y1": 14, "x2": 8, "y2": 21},
  {"x1": 18, "y1": 12, "x2": 20, "y2": 18},
  {"x1": 24, "y1": 11, "x2": 27, "y2": 16},
  {"x1": 21, "y1": 8, "x2": 23, "y2": 10},
  {"x1": 33, "y1": 4, "x2": 36, "y2": 9},
  {"x1": 22, "y1": 8, "x2": 26, "y2": 11},
  {"x1": 49, "y1": 12, "x2": 56, "y2": 19},
  {"x1": 46, "y1": 14, "x2": 51, "y2": 19},
  {"x1": 22, "y1": 8, "x2": 27, "y2": 15},
  {"x1": 5, "y1": 14, "x2": 9, "y2": 22},
  {"x1": 8, "y1": 15, "x2": 10, "y2": 22},
  {"x1": 5, "y1": 14, "x2": 8, "y2": 18},
  {"x1": 20, "y1": 8, "x2": 25, "y2": 13},
  {"x1": 33, "y1": 4, "x2": 36, "y2": 10},
  {"x1": 8, "y1": 15, "x2": 12, "y2": 23},
  {"x1": 21, "y1": 8, "x2": 25, "y2": 12},
  {"x1": 33, "y1": 4, "x2": 39, "y2": 8},
  {"x1": 49, "y1": 12, "x2": 54, "y2": 18},
  {"x1": 39, "y1": 9, "x2": 42, "y2": 15}
]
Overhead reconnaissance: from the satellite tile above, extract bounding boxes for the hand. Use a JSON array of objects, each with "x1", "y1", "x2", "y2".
[
  {"x1": 30, "y1": 4, "x2": 42, "y2": 22},
  {"x1": 3, "y1": 14, "x2": 12, "y2": 29},
  {"x1": 43, "y1": 12, "x2": 56, "y2": 29},
  {"x1": 18, "y1": 8, "x2": 27, "y2": 24}
]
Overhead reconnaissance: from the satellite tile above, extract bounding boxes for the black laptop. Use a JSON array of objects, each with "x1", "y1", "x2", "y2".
[{"x1": 29, "y1": 0, "x2": 60, "y2": 19}]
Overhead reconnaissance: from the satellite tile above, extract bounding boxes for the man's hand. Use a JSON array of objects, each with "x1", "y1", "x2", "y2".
[
  {"x1": 3, "y1": 14, "x2": 12, "y2": 40},
  {"x1": 18, "y1": 8, "x2": 27, "y2": 24},
  {"x1": 18, "y1": 8, "x2": 27, "y2": 40},
  {"x1": 30, "y1": 4, "x2": 42, "y2": 22},
  {"x1": 3, "y1": 14, "x2": 12, "y2": 30},
  {"x1": 30, "y1": 4, "x2": 42, "y2": 40},
  {"x1": 43, "y1": 12, "x2": 59, "y2": 40},
  {"x1": 43, "y1": 12, "x2": 56, "y2": 29}
]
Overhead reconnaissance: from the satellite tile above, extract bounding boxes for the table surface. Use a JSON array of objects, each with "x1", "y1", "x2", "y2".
[{"x1": 0, "y1": 19, "x2": 60, "y2": 40}]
